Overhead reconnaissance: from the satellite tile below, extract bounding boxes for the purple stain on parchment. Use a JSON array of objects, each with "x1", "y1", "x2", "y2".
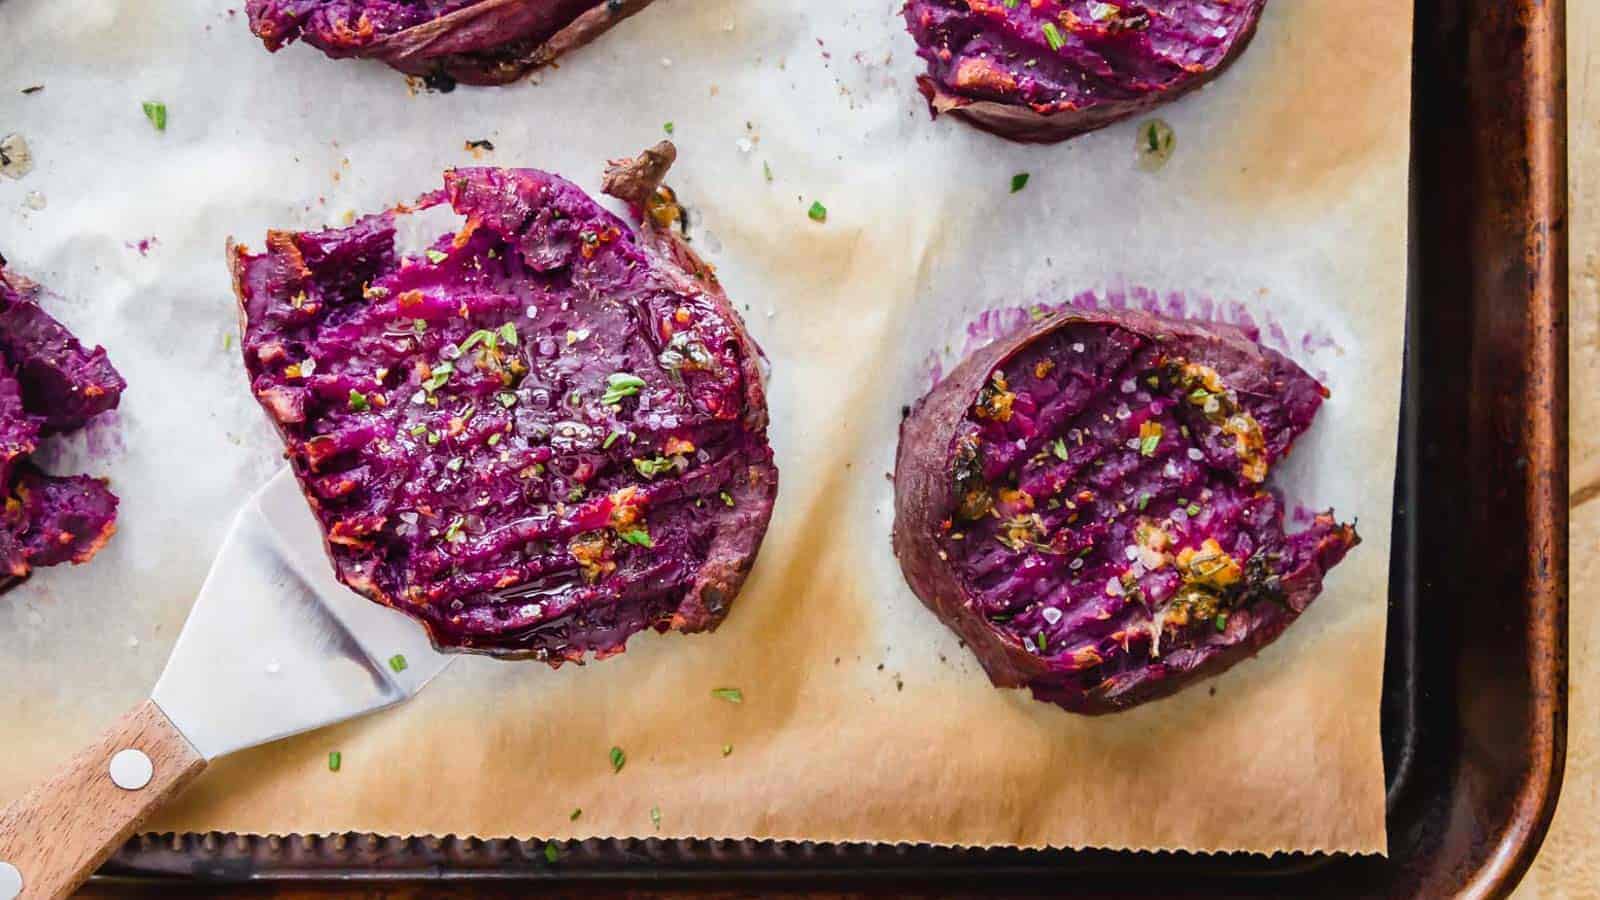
[
  {"x1": 77, "y1": 410, "x2": 125, "y2": 457},
  {"x1": 920, "y1": 285, "x2": 1343, "y2": 391},
  {"x1": 1303, "y1": 331, "x2": 1342, "y2": 355},
  {"x1": 125, "y1": 237, "x2": 159, "y2": 257},
  {"x1": 32, "y1": 411, "x2": 125, "y2": 469}
]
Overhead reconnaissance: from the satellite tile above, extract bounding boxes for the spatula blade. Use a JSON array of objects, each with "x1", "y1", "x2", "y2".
[{"x1": 150, "y1": 469, "x2": 451, "y2": 759}]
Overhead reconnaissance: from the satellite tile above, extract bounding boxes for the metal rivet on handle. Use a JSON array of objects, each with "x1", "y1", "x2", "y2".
[
  {"x1": 0, "y1": 860, "x2": 22, "y2": 899},
  {"x1": 109, "y1": 748, "x2": 153, "y2": 790}
]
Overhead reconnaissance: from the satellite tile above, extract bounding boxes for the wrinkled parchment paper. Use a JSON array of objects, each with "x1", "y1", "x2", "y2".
[{"x1": 0, "y1": 0, "x2": 1408, "y2": 853}]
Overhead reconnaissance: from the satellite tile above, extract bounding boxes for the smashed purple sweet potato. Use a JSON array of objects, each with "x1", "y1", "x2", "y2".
[
  {"x1": 246, "y1": 0, "x2": 658, "y2": 86},
  {"x1": 903, "y1": 0, "x2": 1268, "y2": 143},
  {"x1": 893, "y1": 308, "x2": 1356, "y2": 713},
  {"x1": 233, "y1": 143, "x2": 778, "y2": 661},
  {"x1": 0, "y1": 262, "x2": 124, "y2": 585}
]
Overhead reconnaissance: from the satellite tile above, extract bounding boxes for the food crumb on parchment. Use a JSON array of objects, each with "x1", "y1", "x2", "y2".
[{"x1": 0, "y1": 133, "x2": 34, "y2": 180}]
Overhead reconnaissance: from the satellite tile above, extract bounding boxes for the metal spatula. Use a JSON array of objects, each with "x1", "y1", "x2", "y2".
[{"x1": 0, "y1": 469, "x2": 453, "y2": 899}]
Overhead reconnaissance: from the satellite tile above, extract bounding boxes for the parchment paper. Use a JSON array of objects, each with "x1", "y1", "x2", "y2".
[{"x1": 0, "y1": 0, "x2": 1409, "y2": 853}]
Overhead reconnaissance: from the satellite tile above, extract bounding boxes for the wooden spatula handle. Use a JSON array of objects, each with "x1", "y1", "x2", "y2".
[{"x1": 0, "y1": 699, "x2": 206, "y2": 899}]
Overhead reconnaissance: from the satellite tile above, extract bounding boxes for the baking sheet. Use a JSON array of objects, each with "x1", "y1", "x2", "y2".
[{"x1": 0, "y1": 0, "x2": 1408, "y2": 854}]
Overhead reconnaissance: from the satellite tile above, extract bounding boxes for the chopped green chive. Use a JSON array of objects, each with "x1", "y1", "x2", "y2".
[
  {"x1": 1136, "y1": 493, "x2": 1151, "y2": 511},
  {"x1": 663, "y1": 121, "x2": 675, "y2": 135},
  {"x1": 609, "y1": 746, "x2": 626, "y2": 773},
  {"x1": 1186, "y1": 503, "x2": 1201, "y2": 517},
  {"x1": 633, "y1": 456, "x2": 676, "y2": 478},
  {"x1": 388, "y1": 654, "x2": 408, "y2": 673},
  {"x1": 807, "y1": 201, "x2": 827, "y2": 223},
  {"x1": 446, "y1": 457, "x2": 463, "y2": 472},
  {"x1": 427, "y1": 431, "x2": 441, "y2": 445},
  {"x1": 618, "y1": 528, "x2": 653, "y2": 548},
  {"x1": 458, "y1": 329, "x2": 496, "y2": 353},
  {"x1": 650, "y1": 806, "x2": 661, "y2": 830},
  {"x1": 142, "y1": 101, "x2": 167, "y2": 131},
  {"x1": 347, "y1": 389, "x2": 369, "y2": 412},
  {"x1": 328, "y1": 751, "x2": 341, "y2": 771},
  {"x1": 444, "y1": 516, "x2": 465, "y2": 542},
  {"x1": 413, "y1": 318, "x2": 428, "y2": 334},
  {"x1": 570, "y1": 808, "x2": 582, "y2": 821},
  {"x1": 498, "y1": 322, "x2": 519, "y2": 346},
  {"x1": 1010, "y1": 172, "x2": 1030, "y2": 193},
  {"x1": 1140, "y1": 434, "x2": 1160, "y2": 456},
  {"x1": 1051, "y1": 438, "x2": 1069, "y2": 460},
  {"x1": 1035, "y1": 632, "x2": 1048, "y2": 651},
  {"x1": 497, "y1": 391, "x2": 518, "y2": 409},
  {"x1": 600, "y1": 372, "x2": 646, "y2": 406},
  {"x1": 409, "y1": 423, "x2": 428, "y2": 437},
  {"x1": 223, "y1": 333, "x2": 234, "y2": 350},
  {"x1": 422, "y1": 361, "x2": 454, "y2": 393},
  {"x1": 711, "y1": 687, "x2": 743, "y2": 704},
  {"x1": 487, "y1": 433, "x2": 502, "y2": 446},
  {"x1": 1041, "y1": 21, "x2": 1066, "y2": 51},
  {"x1": 763, "y1": 161, "x2": 774, "y2": 183},
  {"x1": 1215, "y1": 612, "x2": 1230, "y2": 633},
  {"x1": 544, "y1": 843, "x2": 560, "y2": 863},
  {"x1": 425, "y1": 249, "x2": 448, "y2": 264},
  {"x1": 1137, "y1": 119, "x2": 1177, "y2": 169},
  {"x1": 720, "y1": 491, "x2": 735, "y2": 507},
  {"x1": 602, "y1": 432, "x2": 620, "y2": 449}
]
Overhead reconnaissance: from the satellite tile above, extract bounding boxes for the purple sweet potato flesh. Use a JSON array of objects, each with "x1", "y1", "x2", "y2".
[
  {"x1": 10, "y1": 466, "x2": 119, "y2": 568},
  {"x1": 903, "y1": 0, "x2": 1268, "y2": 143},
  {"x1": 892, "y1": 308, "x2": 1356, "y2": 713},
  {"x1": 0, "y1": 287, "x2": 126, "y2": 433},
  {"x1": 233, "y1": 143, "x2": 779, "y2": 662},
  {"x1": 0, "y1": 265, "x2": 123, "y2": 584},
  {"x1": 246, "y1": 0, "x2": 658, "y2": 85}
]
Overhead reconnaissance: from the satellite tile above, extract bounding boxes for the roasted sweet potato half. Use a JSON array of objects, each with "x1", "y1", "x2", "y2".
[{"x1": 893, "y1": 308, "x2": 1355, "y2": 713}]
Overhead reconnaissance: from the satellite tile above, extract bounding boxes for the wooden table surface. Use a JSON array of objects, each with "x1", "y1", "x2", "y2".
[{"x1": 1516, "y1": 3, "x2": 1598, "y2": 897}]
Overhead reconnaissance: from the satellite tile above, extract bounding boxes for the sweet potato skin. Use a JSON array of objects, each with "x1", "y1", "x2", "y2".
[{"x1": 247, "y1": 0, "x2": 658, "y2": 85}]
